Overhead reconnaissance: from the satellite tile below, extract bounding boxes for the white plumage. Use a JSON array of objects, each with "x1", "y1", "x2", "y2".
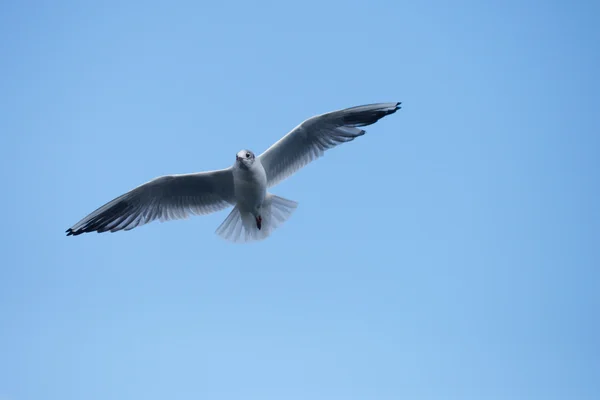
[{"x1": 66, "y1": 102, "x2": 401, "y2": 242}]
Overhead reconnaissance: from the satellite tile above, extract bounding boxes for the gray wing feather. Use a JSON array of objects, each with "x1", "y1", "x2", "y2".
[
  {"x1": 66, "y1": 168, "x2": 235, "y2": 235},
  {"x1": 258, "y1": 102, "x2": 401, "y2": 187}
]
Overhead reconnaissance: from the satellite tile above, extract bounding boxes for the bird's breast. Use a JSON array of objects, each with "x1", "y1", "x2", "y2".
[{"x1": 233, "y1": 162, "x2": 267, "y2": 212}]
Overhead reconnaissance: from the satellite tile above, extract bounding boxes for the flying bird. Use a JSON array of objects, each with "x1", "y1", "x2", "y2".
[{"x1": 66, "y1": 102, "x2": 401, "y2": 242}]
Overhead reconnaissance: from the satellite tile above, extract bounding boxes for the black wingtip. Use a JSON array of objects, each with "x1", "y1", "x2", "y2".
[
  {"x1": 381, "y1": 102, "x2": 402, "y2": 117},
  {"x1": 343, "y1": 102, "x2": 403, "y2": 127},
  {"x1": 65, "y1": 228, "x2": 82, "y2": 236},
  {"x1": 384, "y1": 102, "x2": 402, "y2": 115}
]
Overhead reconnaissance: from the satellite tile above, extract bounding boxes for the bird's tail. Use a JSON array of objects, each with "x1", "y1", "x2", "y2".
[{"x1": 215, "y1": 194, "x2": 298, "y2": 243}]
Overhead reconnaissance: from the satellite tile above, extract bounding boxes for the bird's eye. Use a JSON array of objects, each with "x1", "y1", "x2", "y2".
[{"x1": 246, "y1": 153, "x2": 251, "y2": 158}]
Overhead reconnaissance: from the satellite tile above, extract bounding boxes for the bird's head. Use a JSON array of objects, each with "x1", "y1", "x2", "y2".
[{"x1": 236, "y1": 149, "x2": 255, "y2": 169}]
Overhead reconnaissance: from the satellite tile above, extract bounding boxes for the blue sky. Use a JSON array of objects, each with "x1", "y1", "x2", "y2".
[{"x1": 1, "y1": 0, "x2": 599, "y2": 399}]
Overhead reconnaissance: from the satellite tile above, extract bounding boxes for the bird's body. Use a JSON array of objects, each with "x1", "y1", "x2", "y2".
[
  {"x1": 66, "y1": 102, "x2": 402, "y2": 242},
  {"x1": 233, "y1": 150, "x2": 267, "y2": 219}
]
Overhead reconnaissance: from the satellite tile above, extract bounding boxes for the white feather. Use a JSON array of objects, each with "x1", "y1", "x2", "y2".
[
  {"x1": 66, "y1": 169, "x2": 235, "y2": 235},
  {"x1": 258, "y1": 102, "x2": 401, "y2": 187}
]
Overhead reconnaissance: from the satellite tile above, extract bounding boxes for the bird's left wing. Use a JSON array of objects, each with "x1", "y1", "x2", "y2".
[
  {"x1": 258, "y1": 102, "x2": 401, "y2": 187},
  {"x1": 66, "y1": 168, "x2": 235, "y2": 235}
]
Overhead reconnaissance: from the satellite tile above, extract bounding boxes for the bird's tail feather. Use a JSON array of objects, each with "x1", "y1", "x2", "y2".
[{"x1": 215, "y1": 194, "x2": 298, "y2": 243}]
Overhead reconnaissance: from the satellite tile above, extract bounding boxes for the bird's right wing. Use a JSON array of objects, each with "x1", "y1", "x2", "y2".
[
  {"x1": 258, "y1": 102, "x2": 401, "y2": 187},
  {"x1": 66, "y1": 168, "x2": 235, "y2": 235}
]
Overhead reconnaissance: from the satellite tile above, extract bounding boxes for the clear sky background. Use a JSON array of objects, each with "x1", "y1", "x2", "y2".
[{"x1": 1, "y1": 1, "x2": 599, "y2": 399}]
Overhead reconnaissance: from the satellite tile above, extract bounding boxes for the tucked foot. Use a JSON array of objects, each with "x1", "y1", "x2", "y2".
[{"x1": 256, "y1": 215, "x2": 262, "y2": 230}]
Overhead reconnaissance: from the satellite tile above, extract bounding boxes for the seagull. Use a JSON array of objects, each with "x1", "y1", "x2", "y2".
[{"x1": 66, "y1": 102, "x2": 401, "y2": 242}]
